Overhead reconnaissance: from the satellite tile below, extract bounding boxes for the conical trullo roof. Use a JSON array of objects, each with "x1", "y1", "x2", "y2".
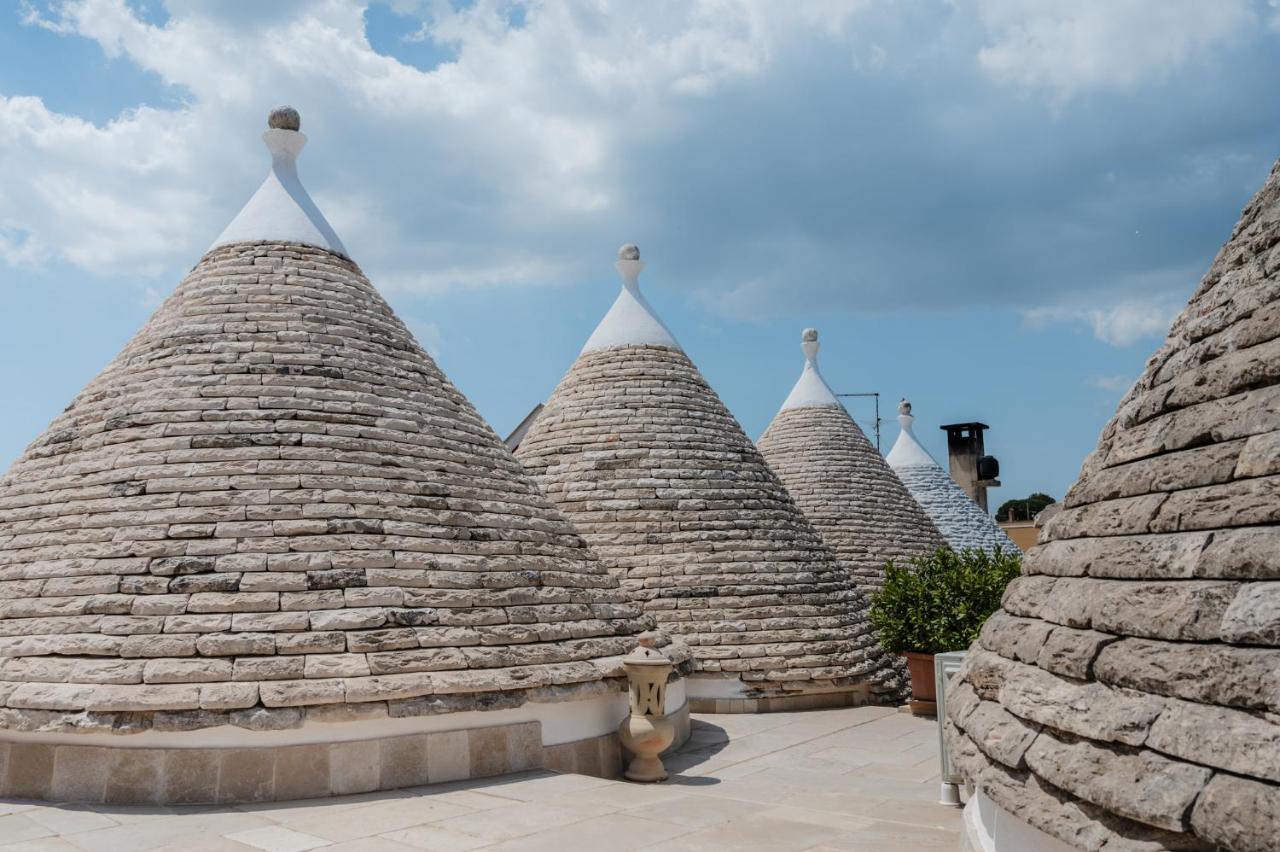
[
  {"x1": 757, "y1": 330, "x2": 947, "y2": 592},
  {"x1": 0, "y1": 110, "x2": 655, "y2": 802},
  {"x1": 515, "y1": 248, "x2": 898, "y2": 707},
  {"x1": 946, "y1": 160, "x2": 1280, "y2": 851},
  {"x1": 886, "y1": 400, "x2": 1015, "y2": 554}
]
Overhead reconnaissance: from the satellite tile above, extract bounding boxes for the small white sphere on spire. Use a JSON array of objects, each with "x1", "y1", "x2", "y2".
[
  {"x1": 802, "y1": 328, "x2": 818, "y2": 343},
  {"x1": 269, "y1": 106, "x2": 301, "y2": 131},
  {"x1": 618, "y1": 244, "x2": 640, "y2": 261},
  {"x1": 899, "y1": 398, "x2": 912, "y2": 416}
]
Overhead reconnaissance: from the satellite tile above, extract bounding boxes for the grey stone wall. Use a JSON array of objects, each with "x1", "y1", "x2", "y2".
[{"x1": 946, "y1": 158, "x2": 1280, "y2": 852}]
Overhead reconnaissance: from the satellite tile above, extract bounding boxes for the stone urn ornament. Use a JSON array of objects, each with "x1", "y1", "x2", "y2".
[{"x1": 617, "y1": 633, "x2": 676, "y2": 782}]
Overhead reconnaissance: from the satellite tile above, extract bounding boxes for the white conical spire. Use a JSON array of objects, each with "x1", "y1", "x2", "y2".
[
  {"x1": 779, "y1": 327, "x2": 841, "y2": 409},
  {"x1": 211, "y1": 106, "x2": 346, "y2": 255},
  {"x1": 885, "y1": 398, "x2": 937, "y2": 467},
  {"x1": 886, "y1": 399, "x2": 1015, "y2": 553},
  {"x1": 581, "y1": 244, "x2": 680, "y2": 353}
]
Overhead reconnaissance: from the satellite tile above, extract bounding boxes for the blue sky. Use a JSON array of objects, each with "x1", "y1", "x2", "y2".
[{"x1": 2, "y1": 1, "x2": 1279, "y2": 513}]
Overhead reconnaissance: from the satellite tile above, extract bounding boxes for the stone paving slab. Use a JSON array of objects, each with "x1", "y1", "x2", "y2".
[{"x1": 0, "y1": 706, "x2": 961, "y2": 851}]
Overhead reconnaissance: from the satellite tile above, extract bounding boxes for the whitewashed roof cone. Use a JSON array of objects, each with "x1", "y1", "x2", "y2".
[
  {"x1": 780, "y1": 328, "x2": 841, "y2": 409},
  {"x1": 211, "y1": 106, "x2": 347, "y2": 255},
  {"x1": 516, "y1": 256, "x2": 900, "y2": 704},
  {"x1": 0, "y1": 110, "x2": 667, "y2": 802},
  {"x1": 758, "y1": 330, "x2": 946, "y2": 593},
  {"x1": 580, "y1": 244, "x2": 680, "y2": 353},
  {"x1": 886, "y1": 400, "x2": 1015, "y2": 553},
  {"x1": 945, "y1": 158, "x2": 1280, "y2": 851}
]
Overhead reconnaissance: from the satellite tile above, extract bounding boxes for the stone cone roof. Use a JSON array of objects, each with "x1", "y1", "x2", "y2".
[
  {"x1": 945, "y1": 159, "x2": 1280, "y2": 851},
  {"x1": 515, "y1": 250, "x2": 898, "y2": 697},
  {"x1": 886, "y1": 404, "x2": 1015, "y2": 554},
  {"x1": 757, "y1": 331, "x2": 947, "y2": 592},
  {"x1": 0, "y1": 113, "x2": 651, "y2": 735}
]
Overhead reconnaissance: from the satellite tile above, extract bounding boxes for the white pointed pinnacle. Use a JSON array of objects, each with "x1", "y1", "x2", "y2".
[
  {"x1": 779, "y1": 326, "x2": 840, "y2": 410},
  {"x1": 801, "y1": 327, "x2": 819, "y2": 362},
  {"x1": 886, "y1": 397, "x2": 936, "y2": 468},
  {"x1": 616, "y1": 243, "x2": 645, "y2": 282},
  {"x1": 897, "y1": 397, "x2": 917, "y2": 435},
  {"x1": 580, "y1": 243, "x2": 679, "y2": 353},
  {"x1": 209, "y1": 105, "x2": 347, "y2": 255}
]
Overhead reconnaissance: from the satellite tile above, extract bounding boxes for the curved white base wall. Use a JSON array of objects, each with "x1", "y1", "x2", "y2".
[
  {"x1": 961, "y1": 790, "x2": 1079, "y2": 852},
  {"x1": 0, "y1": 677, "x2": 694, "y2": 804}
]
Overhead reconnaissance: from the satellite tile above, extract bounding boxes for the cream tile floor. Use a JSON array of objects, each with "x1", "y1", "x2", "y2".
[{"x1": 0, "y1": 706, "x2": 962, "y2": 852}]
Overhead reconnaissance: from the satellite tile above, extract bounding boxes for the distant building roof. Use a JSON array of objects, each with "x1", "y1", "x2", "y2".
[
  {"x1": 515, "y1": 251, "x2": 898, "y2": 701},
  {"x1": 887, "y1": 404, "x2": 1015, "y2": 554},
  {"x1": 503, "y1": 402, "x2": 544, "y2": 451},
  {"x1": 758, "y1": 330, "x2": 946, "y2": 592}
]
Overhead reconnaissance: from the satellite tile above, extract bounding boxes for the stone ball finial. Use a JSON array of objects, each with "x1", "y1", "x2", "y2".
[
  {"x1": 898, "y1": 398, "x2": 912, "y2": 416},
  {"x1": 618, "y1": 244, "x2": 640, "y2": 261},
  {"x1": 802, "y1": 328, "x2": 818, "y2": 343},
  {"x1": 268, "y1": 106, "x2": 301, "y2": 131}
]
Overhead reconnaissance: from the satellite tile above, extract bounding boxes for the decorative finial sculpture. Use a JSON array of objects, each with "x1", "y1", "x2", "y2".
[
  {"x1": 897, "y1": 398, "x2": 915, "y2": 430},
  {"x1": 210, "y1": 105, "x2": 345, "y2": 254},
  {"x1": 615, "y1": 241, "x2": 646, "y2": 286},
  {"x1": 617, "y1": 631, "x2": 676, "y2": 782},
  {"x1": 579, "y1": 241, "x2": 678, "y2": 352},
  {"x1": 801, "y1": 327, "x2": 819, "y2": 361},
  {"x1": 268, "y1": 105, "x2": 301, "y2": 131}
]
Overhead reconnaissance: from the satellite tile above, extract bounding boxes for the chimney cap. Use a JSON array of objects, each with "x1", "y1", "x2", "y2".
[{"x1": 940, "y1": 421, "x2": 990, "y2": 432}]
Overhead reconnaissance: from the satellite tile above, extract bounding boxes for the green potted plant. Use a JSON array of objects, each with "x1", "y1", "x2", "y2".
[{"x1": 869, "y1": 546, "x2": 1020, "y2": 715}]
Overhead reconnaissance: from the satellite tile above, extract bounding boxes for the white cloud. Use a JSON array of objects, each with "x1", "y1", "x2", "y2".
[
  {"x1": 0, "y1": 94, "x2": 211, "y2": 274},
  {"x1": 1088, "y1": 374, "x2": 1131, "y2": 392},
  {"x1": 974, "y1": 0, "x2": 1258, "y2": 99},
  {"x1": 2, "y1": 0, "x2": 1276, "y2": 334},
  {"x1": 1024, "y1": 296, "x2": 1181, "y2": 347},
  {"x1": 4, "y1": 0, "x2": 873, "y2": 282}
]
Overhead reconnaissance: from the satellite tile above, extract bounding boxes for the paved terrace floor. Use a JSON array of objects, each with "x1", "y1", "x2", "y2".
[{"x1": 0, "y1": 705, "x2": 962, "y2": 852}]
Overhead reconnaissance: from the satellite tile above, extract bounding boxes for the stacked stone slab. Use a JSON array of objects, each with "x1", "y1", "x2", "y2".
[
  {"x1": 0, "y1": 110, "x2": 679, "y2": 804},
  {"x1": 886, "y1": 401, "x2": 1015, "y2": 554},
  {"x1": 515, "y1": 249, "x2": 899, "y2": 711},
  {"x1": 946, "y1": 159, "x2": 1280, "y2": 851},
  {"x1": 758, "y1": 330, "x2": 947, "y2": 593}
]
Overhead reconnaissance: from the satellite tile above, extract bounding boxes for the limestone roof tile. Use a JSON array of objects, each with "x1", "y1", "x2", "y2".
[
  {"x1": 758, "y1": 332, "x2": 948, "y2": 592},
  {"x1": 947, "y1": 155, "x2": 1280, "y2": 851},
  {"x1": 0, "y1": 112, "x2": 655, "y2": 734},
  {"x1": 886, "y1": 406, "x2": 1015, "y2": 555},
  {"x1": 515, "y1": 254, "x2": 899, "y2": 699}
]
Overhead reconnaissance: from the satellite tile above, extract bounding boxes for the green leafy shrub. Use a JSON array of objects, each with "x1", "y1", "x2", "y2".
[{"x1": 869, "y1": 547, "x2": 1021, "y2": 655}]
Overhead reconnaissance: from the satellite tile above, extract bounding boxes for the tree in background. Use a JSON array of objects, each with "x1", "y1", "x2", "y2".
[{"x1": 997, "y1": 492, "x2": 1055, "y2": 522}]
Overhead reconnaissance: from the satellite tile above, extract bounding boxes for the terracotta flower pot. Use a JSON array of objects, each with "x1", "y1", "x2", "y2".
[{"x1": 902, "y1": 651, "x2": 937, "y2": 716}]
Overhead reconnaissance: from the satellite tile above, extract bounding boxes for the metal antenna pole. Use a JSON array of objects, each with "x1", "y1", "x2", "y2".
[{"x1": 835, "y1": 392, "x2": 881, "y2": 451}]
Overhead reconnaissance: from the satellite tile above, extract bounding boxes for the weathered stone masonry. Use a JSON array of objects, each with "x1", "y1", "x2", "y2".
[
  {"x1": 946, "y1": 158, "x2": 1280, "y2": 852},
  {"x1": 759, "y1": 381, "x2": 947, "y2": 594},
  {"x1": 516, "y1": 325, "x2": 900, "y2": 702},
  {"x1": 0, "y1": 241, "x2": 662, "y2": 736}
]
